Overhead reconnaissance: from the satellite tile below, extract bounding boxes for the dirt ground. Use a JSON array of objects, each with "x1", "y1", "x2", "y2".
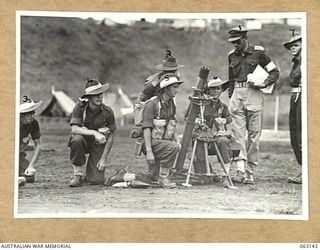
[{"x1": 17, "y1": 120, "x2": 303, "y2": 217}]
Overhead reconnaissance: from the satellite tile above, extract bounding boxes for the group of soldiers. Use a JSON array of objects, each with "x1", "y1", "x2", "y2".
[{"x1": 18, "y1": 25, "x2": 303, "y2": 188}]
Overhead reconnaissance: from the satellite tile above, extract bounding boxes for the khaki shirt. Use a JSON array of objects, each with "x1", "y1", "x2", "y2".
[
  {"x1": 290, "y1": 53, "x2": 301, "y2": 87},
  {"x1": 142, "y1": 96, "x2": 176, "y2": 129},
  {"x1": 228, "y1": 45, "x2": 280, "y2": 97},
  {"x1": 70, "y1": 101, "x2": 116, "y2": 132}
]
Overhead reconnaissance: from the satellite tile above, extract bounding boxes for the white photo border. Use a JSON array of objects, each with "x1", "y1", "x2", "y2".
[{"x1": 14, "y1": 10, "x2": 308, "y2": 220}]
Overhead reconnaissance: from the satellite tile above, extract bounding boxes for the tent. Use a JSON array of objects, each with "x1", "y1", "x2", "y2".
[
  {"x1": 103, "y1": 86, "x2": 134, "y2": 126},
  {"x1": 38, "y1": 85, "x2": 134, "y2": 125},
  {"x1": 37, "y1": 86, "x2": 76, "y2": 117}
]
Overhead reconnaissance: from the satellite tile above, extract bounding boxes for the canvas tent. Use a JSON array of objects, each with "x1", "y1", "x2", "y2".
[
  {"x1": 37, "y1": 86, "x2": 76, "y2": 117},
  {"x1": 103, "y1": 86, "x2": 134, "y2": 126},
  {"x1": 38, "y1": 85, "x2": 133, "y2": 125}
]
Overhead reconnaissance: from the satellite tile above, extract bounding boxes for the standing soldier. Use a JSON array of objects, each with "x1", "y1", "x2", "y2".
[
  {"x1": 19, "y1": 96, "x2": 43, "y2": 186},
  {"x1": 68, "y1": 79, "x2": 117, "y2": 187},
  {"x1": 142, "y1": 75, "x2": 183, "y2": 188},
  {"x1": 283, "y1": 30, "x2": 302, "y2": 184},
  {"x1": 227, "y1": 25, "x2": 280, "y2": 184},
  {"x1": 136, "y1": 49, "x2": 185, "y2": 103}
]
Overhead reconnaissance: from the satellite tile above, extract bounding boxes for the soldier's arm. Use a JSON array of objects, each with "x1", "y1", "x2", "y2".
[
  {"x1": 71, "y1": 124, "x2": 102, "y2": 137},
  {"x1": 265, "y1": 67, "x2": 280, "y2": 87},
  {"x1": 141, "y1": 100, "x2": 156, "y2": 164},
  {"x1": 143, "y1": 128, "x2": 155, "y2": 164},
  {"x1": 97, "y1": 107, "x2": 116, "y2": 171},
  {"x1": 69, "y1": 103, "x2": 103, "y2": 138},
  {"x1": 258, "y1": 49, "x2": 280, "y2": 87},
  {"x1": 25, "y1": 138, "x2": 42, "y2": 175},
  {"x1": 228, "y1": 53, "x2": 235, "y2": 98},
  {"x1": 97, "y1": 132, "x2": 115, "y2": 170}
]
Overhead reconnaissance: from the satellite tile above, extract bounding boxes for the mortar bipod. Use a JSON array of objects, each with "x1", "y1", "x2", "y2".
[
  {"x1": 182, "y1": 95, "x2": 238, "y2": 189},
  {"x1": 182, "y1": 96, "x2": 215, "y2": 187}
]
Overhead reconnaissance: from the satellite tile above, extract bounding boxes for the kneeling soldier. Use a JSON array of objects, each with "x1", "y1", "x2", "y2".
[
  {"x1": 68, "y1": 79, "x2": 116, "y2": 187},
  {"x1": 142, "y1": 75, "x2": 183, "y2": 188},
  {"x1": 19, "y1": 96, "x2": 43, "y2": 186}
]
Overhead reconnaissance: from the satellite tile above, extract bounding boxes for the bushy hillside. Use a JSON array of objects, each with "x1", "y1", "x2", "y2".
[{"x1": 20, "y1": 16, "x2": 296, "y2": 101}]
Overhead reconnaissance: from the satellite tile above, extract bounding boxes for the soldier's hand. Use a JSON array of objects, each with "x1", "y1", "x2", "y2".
[
  {"x1": 224, "y1": 130, "x2": 233, "y2": 138},
  {"x1": 248, "y1": 81, "x2": 263, "y2": 90},
  {"x1": 146, "y1": 151, "x2": 155, "y2": 164},
  {"x1": 24, "y1": 165, "x2": 36, "y2": 176},
  {"x1": 247, "y1": 81, "x2": 256, "y2": 87},
  {"x1": 217, "y1": 131, "x2": 226, "y2": 137},
  {"x1": 97, "y1": 158, "x2": 109, "y2": 171},
  {"x1": 93, "y1": 131, "x2": 107, "y2": 144}
]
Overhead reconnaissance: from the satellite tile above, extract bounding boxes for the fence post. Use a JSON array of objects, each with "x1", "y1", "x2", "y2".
[{"x1": 274, "y1": 95, "x2": 279, "y2": 132}]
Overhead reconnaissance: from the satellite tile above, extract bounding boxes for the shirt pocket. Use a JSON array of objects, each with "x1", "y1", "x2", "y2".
[
  {"x1": 92, "y1": 115, "x2": 107, "y2": 131},
  {"x1": 246, "y1": 59, "x2": 258, "y2": 73}
]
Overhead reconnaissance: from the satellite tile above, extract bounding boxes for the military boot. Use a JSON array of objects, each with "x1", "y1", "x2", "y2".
[
  {"x1": 104, "y1": 168, "x2": 127, "y2": 186},
  {"x1": 221, "y1": 163, "x2": 231, "y2": 188},
  {"x1": 158, "y1": 167, "x2": 177, "y2": 189},
  {"x1": 25, "y1": 174, "x2": 35, "y2": 183},
  {"x1": 231, "y1": 170, "x2": 245, "y2": 183},
  {"x1": 70, "y1": 164, "x2": 85, "y2": 187},
  {"x1": 221, "y1": 176, "x2": 230, "y2": 188},
  {"x1": 69, "y1": 175, "x2": 82, "y2": 187},
  {"x1": 243, "y1": 171, "x2": 254, "y2": 185},
  {"x1": 231, "y1": 160, "x2": 246, "y2": 183}
]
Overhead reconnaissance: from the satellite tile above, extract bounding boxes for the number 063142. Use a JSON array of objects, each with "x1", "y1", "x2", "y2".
[{"x1": 300, "y1": 244, "x2": 319, "y2": 248}]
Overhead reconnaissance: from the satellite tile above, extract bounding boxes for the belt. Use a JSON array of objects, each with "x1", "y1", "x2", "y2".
[
  {"x1": 291, "y1": 87, "x2": 302, "y2": 93},
  {"x1": 235, "y1": 81, "x2": 248, "y2": 88}
]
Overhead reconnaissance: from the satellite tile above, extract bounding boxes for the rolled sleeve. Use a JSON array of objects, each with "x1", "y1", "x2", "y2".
[
  {"x1": 106, "y1": 108, "x2": 117, "y2": 132},
  {"x1": 69, "y1": 103, "x2": 83, "y2": 126},
  {"x1": 30, "y1": 120, "x2": 41, "y2": 140}
]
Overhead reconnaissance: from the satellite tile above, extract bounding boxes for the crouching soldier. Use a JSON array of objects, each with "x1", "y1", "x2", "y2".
[
  {"x1": 68, "y1": 79, "x2": 117, "y2": 187},
  {"x1": 19, "y1": 96, "x2": 43, "y2": 186},
  {"x1": 192, "y1": 77, "x2": 235, "y2": 187},
  {"x1": 141, "y1": 75, "x2": 183, "y2": 188}
]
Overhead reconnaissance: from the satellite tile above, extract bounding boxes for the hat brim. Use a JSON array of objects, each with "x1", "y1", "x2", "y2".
[
  {"x1": 155, "y1": 64, "x2": 185, "y2": 71},
  {"x1": 20, "y1": 100, "x2": 43, "y2": 113},
  {"x1": 283, "y1": 37, "x2": 302, "y2": 50},
  {"x1": 81, "y1": 83, "x2": 110, "y2": 98},
  {"x1": 159, "y1": 80, "x2": 184, "y2": 90},
  {"x1": 228, "y1": 36, "x2": 242, "y2": 42},
  {"x1": 207, "y1": 80, "x2": 230, "y2": 92}
]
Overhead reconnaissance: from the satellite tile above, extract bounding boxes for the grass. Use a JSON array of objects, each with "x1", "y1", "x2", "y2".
[{"x1": 21, "y1": 16, "x2": 296, "y2": 102}]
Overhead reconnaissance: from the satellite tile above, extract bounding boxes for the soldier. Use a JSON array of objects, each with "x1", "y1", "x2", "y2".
[
  {"x1": 136, "y1": 49, "x2": 185, "y2": 103},
  {"x1": 283, "y1": 30, "x2": 302, "y2": 184},
  {"x1": 131, "y1": 50, "x2": 184, "y2": 142},
  {"x1": 19, "y1": 96, "x2": 43, "y2": 186},
  {"x1": 227, "y1": 25, "x2": 280, "y2": 184},
  {"x1": 68, "y1": 79, "x2": 117, "y2": 187},
  {"x1": 142, "y1": 75, "x2": 183, "y2": 188},
  {"x1": 192, "y1": 77, "x2": 234, "y2": 187}
]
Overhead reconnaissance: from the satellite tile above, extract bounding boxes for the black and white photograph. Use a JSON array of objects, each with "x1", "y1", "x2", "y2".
[{"x1": 15, "y1": 11, "x2": 307, "y2": 219}]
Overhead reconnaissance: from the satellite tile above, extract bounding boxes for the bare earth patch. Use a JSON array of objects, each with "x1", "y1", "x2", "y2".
[{"x1": 17, "y1": 124, "x2": 302, "y2": 218}]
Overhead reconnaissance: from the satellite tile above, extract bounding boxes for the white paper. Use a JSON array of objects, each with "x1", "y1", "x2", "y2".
[{"x1": 247, "y1": 64, "x2": 274, "y2": 94}]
